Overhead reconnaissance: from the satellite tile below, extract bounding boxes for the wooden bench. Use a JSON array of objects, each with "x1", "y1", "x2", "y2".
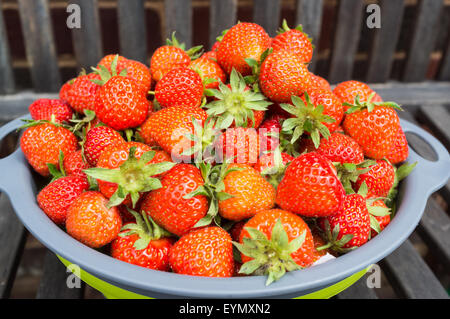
[{"x1": 0, "y1": 0, "x2": 449, "y2": 299}]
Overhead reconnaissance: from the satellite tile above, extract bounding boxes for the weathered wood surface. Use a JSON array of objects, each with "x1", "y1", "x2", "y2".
[
  {"x1": 118, "y1": 0, "x2": 148, "y2": 63},
  {"x1": 17, "y1": 0, "x2": 61, "y2": 92},
  {"x1": 209, "y1": 0, "x2": 237, "y2": 48},
  {"x1": 69, "y1": 0, "x2": 104, "y2": 71},
  {"x1": 253, "y1": 0, "x2": 281, "y2": 37},
  {"x1": 366, "y1": 0, "x2": 405, "y2": 83},
  {"x1": 328, "y1": 0, "x2": 365, "y2": 84},
  {"x1": 164, "y1": 0, "x2": 192, "y2": 48},
  {"x1": 0, "y1": 1, "x2": 15, "y2": 95},
  {"x1": 36, "y1": 251, "x2": 85, "y2": 299}
]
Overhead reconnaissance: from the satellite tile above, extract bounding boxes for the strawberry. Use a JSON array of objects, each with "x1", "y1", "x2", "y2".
[
  {"x1": 386, "y1": 126, "x2": 409, "y2": 164},
  {"x1": 155, "y1": 67, "x2": 203, "y2": 109},
  {"x1": 333, "y1": 80, "x2": 382, "y2": 111},
  {"x1": 141, "y1": 164, "x2": 208, "y2": 236},
  {"x1": 202, "y1": 50, "x2": 217, "y2": 61},
  {"x1": 253, "y1": 149, "x2": 294, "y2": 188},
  {"x1": 230, "y1": 220, "x2": 246, "y2": 242},
  {"x1": 111, "y1": 209, "x2": 174, "y2": 271},
  {"x1": 368, "y1": 199, "x2": 391, "y2": 237},
  {"x1": 235, "y1": 209, "x2": 316, "y2": 285},
  {"x1": 316, "y1": 132, "x2": 364, "y2": 164},
  {"x1": 97, "y1": 54, "x2": 129, "y2": 72},
  {"x1": 66, "y1": 191, "x2": 122, "y2": 248},
  {"x1": 276, "y1": 152, "x2": 345, "y2": 217},
  {"x1": 83, "y1": 126, "x2": 126, "y2": 167},
  {"x1": 308, "y1": 72, "x2": 331, "y2": 91},
  {"x1": 215, "y1": 127, "x2": 260, "y2": 164},
  {"x1": 205, "y1": 69, "x2": 270, "y2": 129},
  {"x1": 258, "y1": 115, "x2": 283, "y2": 153},
  {"x1": 216, "y1": 22, "x2": 271, "y2": 75},
  {"x1": 343, "y1": 97, "x2": 402, "y2": 159},
  {"x1": 63, "y1": 150, "x2": 90, "y2": 178},
  {"x1": 218, "y1": 163, "x2": 276, "y2": 221},
  {"x1": 65, "y1": 72, "x2": 101, "y2": 114},
  {"x1": 37, "y1": 175, "x2": 89, "y2": 225},
  {"x1": 169, "y1": 226, "x2": 234, "y2": 277},
  {"x1": 280, "y1": 94, "x2": 338, "y2": 149},
  {"x1": 94, "y1": 75, "x2": 149, "y2": 131},
  {"x1": 29, "y1": 99, "x2": 73, "y2": 124},
  {"x1": 271, "y1": 19, "x2": 313, "y2": 63},
  {"x1": 318, "y1": 193, "x2": 371, "y2": 252},
  {"x1": 139, "y1": 106, "x2": 208, "y2": 160},
  {"x1": 20, "y1": 123, "x2": 78, "y2": 176},
  {"x1": 150, "y1": 33, "x2": 203, "y2": 82},
  {"x1": 85, "y1": 142, "x2": 175, "y2": 208},
  {"x1": 354, "y1": 160, "x2": 395, "y2": 198},
  {"x1": 59, "y1": 79, "x2": 74, "y2": 103},
  {"x1": 259, "y1": 49, "x2": 311, "y2": 103},
  {"x1": 189, "y1": 56, "x2": 226, "y2": 89}
]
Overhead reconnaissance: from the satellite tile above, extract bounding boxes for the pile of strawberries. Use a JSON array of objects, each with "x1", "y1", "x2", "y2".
[{"x1": 20, "y1": 21, "x2": 415, "y2": 285}]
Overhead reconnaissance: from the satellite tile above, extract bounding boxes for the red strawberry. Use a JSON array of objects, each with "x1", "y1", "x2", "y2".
[
  {"x1": 386, "y1": 126, "x2": 409, "y2": 164},
  {"x1": 65, "y1": 72, "x2": 101, "y2": 114},
  {"x1": 97, "y1": 54, "x2": 129, "y2": 72},
  {"x1": 258, "y1": 115, "x2": 284, "y2": 153},
  {"x1": 85, "y1": 142, "x2": 175, "y2": 208},
  {"x1": 59, "y1": 79, "x2": 74, "y2": 103},
  {"x1": 343, "y1": 99, "x2": 401, "y2": 159},
  {"x1": 202, "y1": 50, "x2": 217, "y2": 60},
  {"x1": 111, "y1": 209, "x2": 174, "y2": 271},
  {"x1": 139, "y1": 106, "x2": 208, "y2": 160},
  {"x1": 319, "y1": 193, "x2": 371, "y2": 251},
  {"x1": 169, "y1": 226, "x2": 234, "y2": 277},
  {"x1": 189, "y1": 56, "x2": 226, "y2": 89},
  {"x1": 276, "y1": 152, "x2": 345, "y2": 217},
  {"x1": 271, "y1": 19, "x2": 313, "y2": 63},
  {"x1": 216, "y1": 22, "x2": 271, "y2": 75},
  {"x1": 37, "y1": 175, "x2": 89, "y2": 225},
  {"x1": 316, "y1": 132, "x2": 364, "y2": 164},
  {"x1": 259, "y1": 49, "x2": 311, "y2": 103},
  {"x1": 155, "y1": 67, "x2": 203, "y2": 109},
  {"x1": 66, "y1": 191, "x2": 122, "y2": 248},
  {"x1": 215, "y1": 127, "x2": 260, "y2": 164},
  {"x1": 20, "y1": 123, "x2": 78, "y2": 176},
  {"x1": 308, "y1": 72, "x2": 331, "y2": 91},
  {"x1": 83, "y1": 126, "x2": 126, "y2": 167},
  {"x1": 236, "y1": 209, "x2": 316, "y2": 284},
  {"x1": 141, "y1": 164, "x2": 208, "y2": 236},
  {"x1": 150, "y1": 33, "x2": 203, "y2": 82},
  {"x1": 29, "y1": 99, "x2": 73, "y2": 124},
  {"x1": 354, "y1": 160, "x2": 395, "y2": 198},
  {"x1": 368, "y1": 199, "x2": 391, "y2": 237},
  {"x1": 63, "y1": 150, "x2": 90, "y2": 178},
  {"x1": 205, "y1": 69, "x2": 270, "y2": 129},
  {"x1": 94, "y1": 76, "x2": 149, "y2": 130},
  {"x1": 333, "y1": 80, "x2": 382, "y2": 111}
]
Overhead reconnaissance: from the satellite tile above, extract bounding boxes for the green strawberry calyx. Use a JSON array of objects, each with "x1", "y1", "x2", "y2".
[
  {"x1": 233, "y1": 219, "x2": 306, "y2": 286},
  {"x1": 90, "y1": 54, "x2": 128, "y2": 86},
  {"x1": 260, "y1": 147, "x2": 292, "y2": 189},
  {"x1": 244, "y1": 47, "x2": 273, "y2": 87},
  {"x1": 184, "y1": 162, "x2": 242, "y2": 228},
  {"x1": 119, "y1": 208, "x2": 172, "y2": 250},
  {"x1": 281, "y1": 93, "x2": 336, "y2": 149},
  {"x1": 317, "y1": 219, "x2": 356, "y2": 254},
  {"x1": 334, "y1": 159, "x2": 376, "y2": 194},
  {"x1": 167, "y1": 32, "x2": 204, "y2": 60},
  {"x1": 344, "y1": 93, "x2": 403, "y2": 114},
  {"x1": 182, "y1": 116, "x2": 220, "y2": 163},
  {"x1": 276, "y1": 19, "x2": 314, "y2": 45},
  {"x1": 84, "y1": 147, "x2": 176, "y2": 208},
  {"x1": 204, "y1": 68, "x2": 272, "y2": 129}
]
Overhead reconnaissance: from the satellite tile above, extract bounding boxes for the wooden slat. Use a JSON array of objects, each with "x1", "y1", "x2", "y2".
[
  {"x1": 381, "y1": 240, "x2": 449, "y2": 299},
  {"x1": 117, "y1": 0, "x2": 147, "y2": 63},
  {"x1": 0, "y1": 1, "x2": 15, "y2": 94},
  {"x1": 0, "y1": 193, "x2": 27, "y2": 298},
  {"x1": 17, "y1": 0, "x2": 61, "y2": 92},
  {"x1": 209, "y1": 0, "x2": 237, "y2": 48},
  {"x1": 417, "y1": 105, "x2": 450, "y2": 150},
  {"x1": 366, "y1": 0, "x2": 405, "y2": 83},
  {"x1": 336, "y1": 273, "x2": 379, "y2": 299},
  {"x1": 417, "y1": 199, "x2": 450, "y2": 269},
  {"x1": 69, "y1": 0, "x2": 103, "y2": 71},
  {"x1": 253, "y1": 0, "x2": 281, "y2": 37},
  {"x1": 36, "y1": 250, "x2": 85, "y2": 299},
  {"x1": 296, "y1": 0, "x2": 323, "y2": 72},
  {"x1": 439, "y1": 39, "x2": 450, "y2": 81},
  {"x1": 328, "y1": 0, "x2": 365, "y2": 84},
  {"x1": 403, "y1": 0, "x2": 444, "y2": 82},
  {"x1": 164, "y1": 0, "x2": 192, "y2": 48}
]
